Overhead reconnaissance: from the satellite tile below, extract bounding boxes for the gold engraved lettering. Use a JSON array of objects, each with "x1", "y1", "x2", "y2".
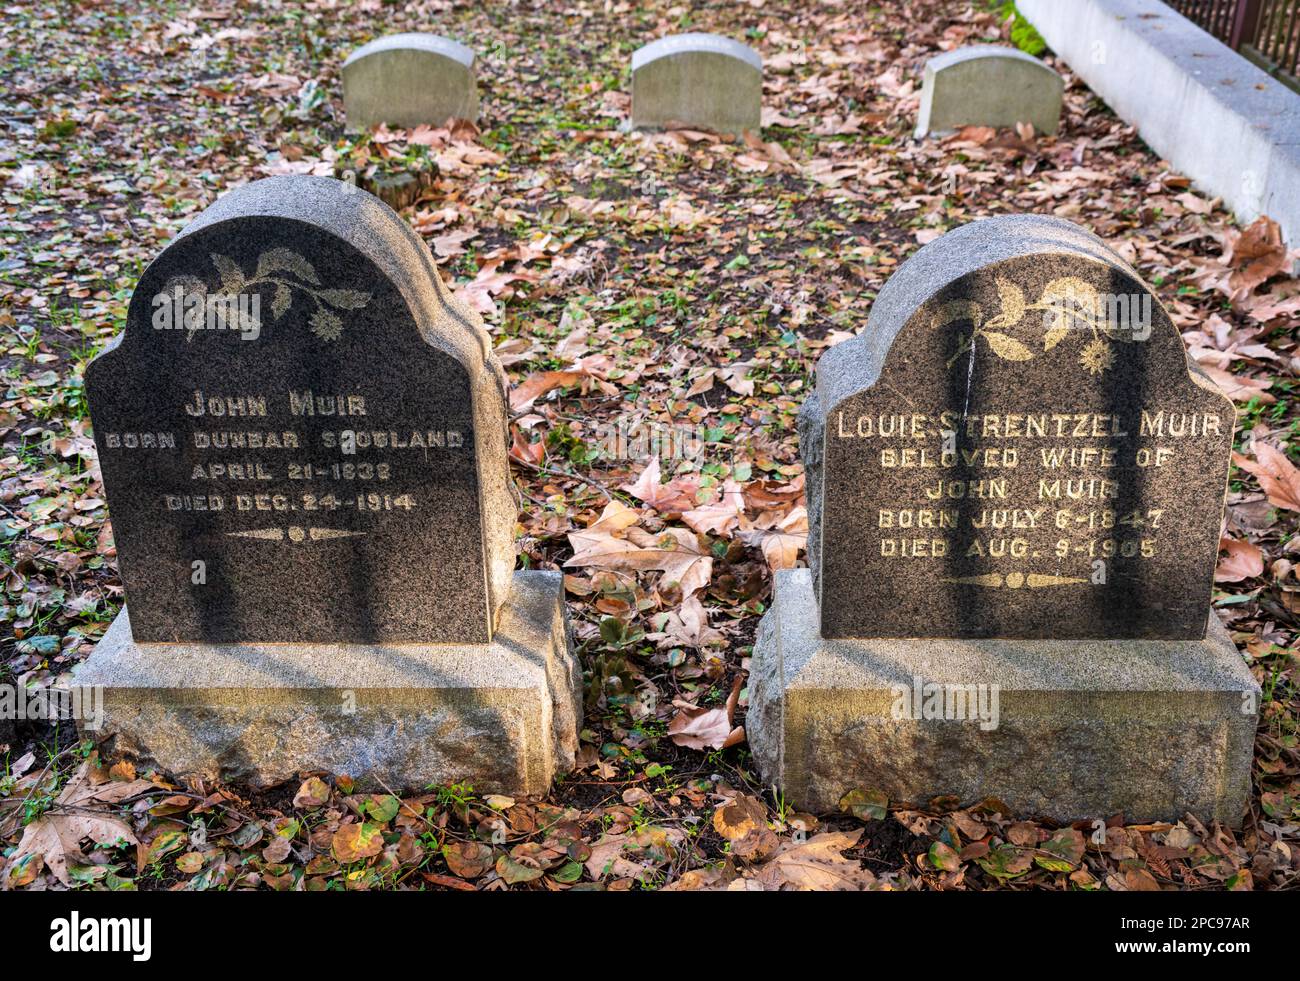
[
  {"x1": 923, "y1": 478, "x2": 1008, "y2": 500},
  {"x1": 1037, "y1": 478, "x2": 1119, "y2": 500},
  {"x1": 104, "y1": 432, "x2": 176, "y2": 450},
  {"x1": 1139, "y1": 411, "x2": 1221, "y2": 438},
  {"x1": 183, "y1": 390, "x2": 268, "y2": 417},
  {"x1": 289, "y1": 391, "x2": 367, "y2": 416}
]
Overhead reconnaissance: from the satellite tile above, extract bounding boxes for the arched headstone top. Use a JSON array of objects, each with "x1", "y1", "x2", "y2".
[
  {"x1": 86, "y1": 175, "x2": 514, "y2": 646},
  {"x1": 113, "y1": 175, "x2": 496, "y2": 375},
  {"x1": 631, "y1": 33, "x2": 762, "y2": 73},
  {"x1": 915, "y1": 45, "x2": 1063, "y2": 137},
  {"x1": 800, "y1": 214, "x2": 1233, "y2": 641},
  {"x1": 342, "y1": 32, "x2": 479, "y2": 130},
  {"x1": 343, "y1": 32, "x2": 475, "y2": 70},
  {"x1": 630, "y1": 33, "x2": 762, "y2": 136},
  {"x1": 927, "y1": 44, "x2": 1057, "y2": 78},
  {"x1": 813, "y1": 214, "x2": 1210, "y2": 411}
]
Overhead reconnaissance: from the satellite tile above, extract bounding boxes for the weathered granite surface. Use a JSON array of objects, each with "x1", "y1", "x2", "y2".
[
  {"x1": 73, "y1": 571, "x2": 580, "y2": 794},
  {"x1": 343, "y1": 32, "x2": 479, "y2": 131},
  {"x1": 915, "y1": 46, "x2": 1063, "y2": 138},
  {"x1": 631, "y1": 33, "x2": 762, "y2": 136},
  {"x1": 86, "y1": 175, "x2": 514, "y2": 645},
  {"x1": 802, "y1": 214, "x2": 1233, "y2": 640},
  {"x1": 749, "y1": 570, "x2": 1259, "y2": 824}
]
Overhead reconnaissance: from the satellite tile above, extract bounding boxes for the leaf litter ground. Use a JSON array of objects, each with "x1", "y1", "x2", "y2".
[{"x1": 1, "y1": 0, "x2": 1298, "y2": 890}]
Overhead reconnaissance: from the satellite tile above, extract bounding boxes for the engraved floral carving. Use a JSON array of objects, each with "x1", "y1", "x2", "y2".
[
  {"x1": 193, "y1": 248, "x2": 372, "y2": 341},
  {"x1": 939, "y1": 276, "x2": 1125, "y2": 375},
  {"x1": 227, "y1": 526, "x2": 366, "y2": 542}
]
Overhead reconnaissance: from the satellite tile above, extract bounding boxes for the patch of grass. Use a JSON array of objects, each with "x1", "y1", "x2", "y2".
[{"x1": 990, "y1": 1, "x2": 1047, "y2": 56}]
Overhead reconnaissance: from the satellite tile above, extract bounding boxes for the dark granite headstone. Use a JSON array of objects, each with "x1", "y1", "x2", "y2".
[
  {"x1": 801, "y1": 214, "x2": 1233, "y2": 640},
  {"x1": 86, "y1": 175, "x2": 514, "y2": 645}
]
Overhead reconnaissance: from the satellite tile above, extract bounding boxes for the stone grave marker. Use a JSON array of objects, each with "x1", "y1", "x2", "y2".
[
  {"x1": 810, "y1": 218, "x2": 1230, "y2": 640},
  {"x1": 631, "y1": 33, "x2": 762, "y2": 136},
  {"x1": 75, "y1": 175, "x2": 580, "y2": 792},
  {"x1": 915, "y1": 46, "x2": 1063, "y2": 138},
  {"x1": 749, "y1": 214, "x2": 1259, "y2": 824},
  {"x1": 343, "y1": 32, "x2": 479, "y2": 132}
]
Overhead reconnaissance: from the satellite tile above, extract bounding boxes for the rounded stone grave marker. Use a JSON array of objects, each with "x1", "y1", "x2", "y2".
[
  {"x1": 748, "y1": 214, "x2": 1257, "y2": 825},
  {"x1": 630, "y1": 33, "x2": 762, "y2": 136},
  {"x1": 915, "y1": 45, "x2": 1063, "y2": 138},
  {"x1": 86, "y1": 175, "x2": 514, "y2": 645},
  {"x1": 800, "y1": 213, "x2": 1233, "y2": 640},
  {"x1": 343, "y1": 32, "x2": 479, "y2": 131}
]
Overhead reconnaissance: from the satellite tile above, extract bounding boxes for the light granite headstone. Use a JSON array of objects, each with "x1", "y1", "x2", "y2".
[
  {"x1": 631, "y1": 33, "x2": 762, "y2": 136},
  {"x1": 915, "y1": 46, "x2": 1063, "y2": 138},
  {"x1": 749, "y1": 214, "x2": 1259, "y2": 824},
  {"x1": 343, "y1": 32, "x2": 479, "y2": 131},
  {"x1": 75, "y1": 176, "x2": 579, "y2": 792}
]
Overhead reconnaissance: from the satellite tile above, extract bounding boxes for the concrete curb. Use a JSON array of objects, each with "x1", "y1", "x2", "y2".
[{"x1": 1019, "y1": 0, "x2": 1300, "y2": 246}]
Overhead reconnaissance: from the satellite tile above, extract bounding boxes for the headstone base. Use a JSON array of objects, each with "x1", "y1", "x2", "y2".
[
  {"x1": 749, "y1": 570, "x2": 1258, "y2": 825},
  {"x1": 73, "y1": 571, "x2": 580, "y2": 795}
]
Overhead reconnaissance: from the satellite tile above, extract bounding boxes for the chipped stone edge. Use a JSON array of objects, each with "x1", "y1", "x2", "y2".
[
  {"x1": 749, "y1": 569, "x2": 1260, "y2": 825},
  {"x1": 70, "y1": 571, "x2": 580, "y2": 795}
]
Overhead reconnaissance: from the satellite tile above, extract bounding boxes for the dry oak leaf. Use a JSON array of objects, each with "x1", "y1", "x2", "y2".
[
  {"x1": 585, "y1": 828, "x2": 683, "y2": 883},
  {"x1": 647, "y1": 593, "x2": 727, "y2": 650},
  {"x1": 742, "y1": 474, "x2": 805, "y2": 511},
  {"x1": 432, "y1": 227, "x2": 479, "y2": 258},
  {"x1": 748, "y1": 830, "x2": 876, "y2": 891},
  {"x1": 566, "y1": 513, "x2": 713, "y2": 596},
  {"x1": 1124, "y1": 868, "x2": 1164, "y2": 891},
  {"x1": 5, "y1": 813, "x2": 136, "y2": 888},
  {"x1": 1224, "y1": 215, "x2": 1292, "y2": 296},
  {"x1": 509, "y1": 423, "x2": 546, "y2": 466},
  {"x1": 682, "y1": 479, "x2": 746, "y2": 536},
  {"x1": 332, "y1": 821, "x2": 384, "y2": 863},
  {"x1": 666, "y1": 701, "x2": 743, "y2": 751},
  {"x1": 662, "y1": 866, "x2": 731, "y2": 891},
  {"x1": 1200, "y1": 365, "x2": 1275, "y2": 403},
  {"x1": 718, "y1": 359, "x2": 757, "y2": 396},
  {"x1": 3, "y1": 761, "x2": 142, "y2": 887},
  {"x1": 667, "y1": 671, "x2": 744, "y2": 751},
  {"x1": 713, "y1": 794, "x2": 780, "y2": 862},
  {"x1": 493, "y1": 336, "x2": 537, "y2": 367},
  {"x1": 293, "y1": 776, "x2": 331, "y2": 809},
  {"x1": 1233, "y1": 443, "x2": 1300, "y2": 512},
  {"x1": 739, "y1": 506, "x2": 809, "y2": 571},
  {"x1": 1215, "y1": 536, "x2": 1264, "y2": 582},
  {"x1": 620, "y1": 456, "x2": 702, "y2": 514},
  {"x1": 443, "y1": 840, "x2": 494, "y2": 879},
  {"x1": 509, "y1": 370, "x2": 582, "y2": 412},
  {"x1": 586, "y1": 498, "x2": 642, "y2": 535}
]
